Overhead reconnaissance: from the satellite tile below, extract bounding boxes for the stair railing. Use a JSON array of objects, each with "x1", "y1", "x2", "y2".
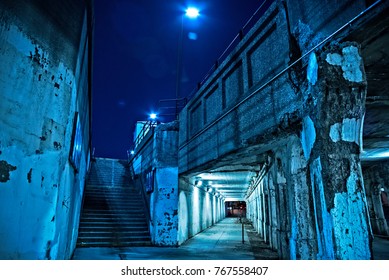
[{"x1": 128, "y1": 160, "x2": 152, "y2": 227}]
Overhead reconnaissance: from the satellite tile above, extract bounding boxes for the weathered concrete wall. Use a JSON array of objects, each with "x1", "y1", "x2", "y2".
[
  {"x1": 246, "y1": 138, "x2": 317, "y2": 260},
  {"x1": 179, "y1": 0, "x2": 370, "y2": 176},
  {"x1": 177, "y1": 176, "x2": 225, "y2": 245},
  {"x1": 178, "y1": 1, "x2": 298, "y2": 174},
  {"x1": 0, "y1": 0, "x2": 92, "y2": 259},
  {"x1": 150, "y1": 122, "x2": 179, "y2": 246},
  {"x1": 246, "y1": 42, "x2": 372, "y2": 260},
  {"x1": 285, "y1": 0, "x2": 366, "y2": 40},
  {"x1": 362, "y1": 161, "x2": 389, "y2": 236},
  {"x1": 131, "y1": 122, "x2": 180, "y2": 246},
  {"x1": 304, "y1": 43, "x2": 370, "y2": 260}
]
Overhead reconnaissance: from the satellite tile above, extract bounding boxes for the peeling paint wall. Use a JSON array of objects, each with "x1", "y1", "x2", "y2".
[
  {"x1": 0, "y1": 0, "x2": 92, "y2": 259},
  {"x1": 304, "y1": 43, "x2": 371, "y2": 259},
  {"x1": 131, "y1": 122, "x2": 180, "y2": 246},
  {"x1": 151, "y1": 167, "x2": 179, "y2": 246},
  {"x1": 245, "y1": 42, "x2": 371, "y2": 260},
  {"x1": 246, "y1": 138, "x2": 317, "y2": 260}
]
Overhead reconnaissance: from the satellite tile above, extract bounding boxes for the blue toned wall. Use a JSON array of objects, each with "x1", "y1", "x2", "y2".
[
  {"x1": 131, "y1": 121, "x2": 180, "y2": 246},
  {"x1": 177, "y1": 176, "x2": 225, "y2": 245},
  {"x1": 0, "y1": 0, "x2": 93, "y2": 259}
]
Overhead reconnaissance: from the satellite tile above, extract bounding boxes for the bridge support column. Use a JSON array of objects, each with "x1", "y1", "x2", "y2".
[
  {"x1": 274, "y1": 138, "x2": 317, "y2": 260},
  {"x1": 301, "y1": 42, "x2": 371, "y2": 259},
  {"x1": 148, "y1": 122, "x2": 180, "y2": 246}
]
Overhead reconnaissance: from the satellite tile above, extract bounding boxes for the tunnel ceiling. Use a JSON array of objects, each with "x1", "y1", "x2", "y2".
[
  {"x1": 195, "y1": 171, "x2": 256, "y2": 201},
  {"x1": 195, "y1": 167, "x2": 260, "y2": 201}
]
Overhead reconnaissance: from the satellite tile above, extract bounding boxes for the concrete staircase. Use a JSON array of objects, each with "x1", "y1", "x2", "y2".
[{"x1": 76, "y1": 158, "x2": 151, "y2": 247}]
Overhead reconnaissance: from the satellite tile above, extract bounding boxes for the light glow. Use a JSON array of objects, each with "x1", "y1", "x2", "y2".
[
  {"x1": 149, "y1": 113, "x2": 157, "y2": 120},
  {"x1": 185, "y1": 7, "x2": 200, "y2": 18}
]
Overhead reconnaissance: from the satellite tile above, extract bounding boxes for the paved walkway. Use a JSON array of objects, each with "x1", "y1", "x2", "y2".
[
  {"x1": 71, "y1": 218, "x2": 278, "y2": 260},
  {"x1": 71, "y1": 217, "x2": 389, "y2": 260},
  {"x1": 372, "y1": 235, "x2": 389, "y2": 260}
]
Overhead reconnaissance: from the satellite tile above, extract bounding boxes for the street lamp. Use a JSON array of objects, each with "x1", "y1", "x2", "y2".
[
  {"x1": 185, "y1": 7, "x2": 200, "y2": 18},
  {"x1": 175, "y1": 7, "x2": 200, "y2": 118}
]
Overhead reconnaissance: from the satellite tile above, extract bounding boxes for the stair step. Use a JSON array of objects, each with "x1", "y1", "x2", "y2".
[
  {"x1": 79, "y1": 225, "x2": 149, "y2": 231},
  {"x1": 80, "y1": 215, "x2": 146, "y2": 219},
  {"x1": 84, "y1": 192, "x2": 140, "y2": 197},
  {"x1": 77, "y1": 238, "x2": 151, "y2": 247},
  {"x1": 79, "y1": 219, "x2": 146, "y2": 224},
  {"x1": 79, "y1": 234, "x2": 150, "y2": 242},
  {"x1": 81, "y1": 209, "x2": 146, "y2": 214},
  {"x1": 81, "y1": 211, "x2": 146, "y2": 220},
  {"x1": 78, "y1": 230, "x2": 149, "y2": 237},
  {"x1": 82, "y1": 203, "x2": 145, "y2": 208},
  {"x1": 78, "y1": 157, "x2": 151, "y2": 248},
  {"x1": 79, "y1": 220, "x2": 148, "y2": 226},
  {"x1": 77, "y1": 240, "x2": 152, "y2": 247},
  {"x1": 83, "y1": 198, "x2": 143, "y2": 202}
]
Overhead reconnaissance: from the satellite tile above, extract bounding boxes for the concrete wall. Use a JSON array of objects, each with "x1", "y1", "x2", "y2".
[
  {"x1": 246, "y1": 138, "x2": 317, "y2": 260},
  {"x1": 179, "y1": 1, "x2": 297, "y2": 174},
  {"x1": 245, "y1": 41, "x2": 372, "y2": 260},
  {"x1": 132, "y1": 120, "x2": 226, "y2": 245},
  {"x1": 178, "y1": 0, "x2": 369, "y2": 175},
  {"x1": 0, "y1": 0, "x2": 92, "y2": 259},
  {"x1": 177, "y1": 176, "x2": 225, "y2": 245},
  {"x1": 131, "y1": 122, "x2": 180, "y2": 246}
]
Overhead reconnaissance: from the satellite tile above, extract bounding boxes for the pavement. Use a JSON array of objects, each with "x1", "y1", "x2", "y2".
[
  {"x1": 71, "y1": 217, "x2": 389, "y2": 260},
  {"x1": 71, "y1": 217, "x2": 278, "y2": 260},
  {"x1": 372, "y1": 235, "x2": 389, "y2": 260}
]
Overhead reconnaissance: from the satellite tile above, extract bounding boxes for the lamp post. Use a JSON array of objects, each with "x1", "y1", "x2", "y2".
[{"x1": 175, "y1": 7, "x2": 200, "y2": 118}]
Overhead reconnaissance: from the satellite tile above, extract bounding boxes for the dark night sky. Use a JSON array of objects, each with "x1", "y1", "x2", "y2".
[{"x1": 92, "y1": 0, "x2": 263, "y2": 159}]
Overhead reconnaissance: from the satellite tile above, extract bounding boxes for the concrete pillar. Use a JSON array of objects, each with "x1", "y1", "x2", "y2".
[
  {"x1": 268, "y1": 170, "x2": 279, "y2": 250},
  {"x1": 274, "y1": 156, "x2": 290, "y2": 259},
  {"x1": 150, "y1": 122, "x2": 179, "y2": 246},
  {"x1": 151, "y1": 167, "x2": 179, "y2": 246},
  {"x1": 286, "y1": 138, "x2": 317, "y2": 259},
  {"x1": 303, "y1": 42, "x2": 371, "y2": 259}
]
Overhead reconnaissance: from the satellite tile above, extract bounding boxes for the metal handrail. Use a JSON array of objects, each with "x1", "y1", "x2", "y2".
[
  {"x1": 128, "y1": 159, "x2": 152, "y2": 225},
  {"x1": 127, "y1": 120, "x2": 158, "y2": 163}
]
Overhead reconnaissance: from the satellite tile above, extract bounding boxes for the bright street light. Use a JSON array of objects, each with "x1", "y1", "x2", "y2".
[
  {"x1": 175, "y1": 7, "x2": 201, "y2": 118},
  {"x1": 185, "y1": 7, "x2": 200, "y2": 19},
  {"x1": 149, "y1": 113, "x2": 157, "y2": 120}
]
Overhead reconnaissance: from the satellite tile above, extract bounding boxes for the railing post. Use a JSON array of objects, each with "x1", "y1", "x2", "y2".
[{"x1": 242, "y1": 219, "x2": 245, "y2": 244}]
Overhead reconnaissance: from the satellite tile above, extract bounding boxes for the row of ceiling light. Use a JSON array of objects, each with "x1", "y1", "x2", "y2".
[{"x1": 194, "y1": 179, "x2": 225, "y2": 199}]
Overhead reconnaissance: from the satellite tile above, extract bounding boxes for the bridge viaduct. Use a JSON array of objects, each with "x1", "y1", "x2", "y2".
[{"x1": 131, "y1": 0, "x2": 389, "y2": 260}]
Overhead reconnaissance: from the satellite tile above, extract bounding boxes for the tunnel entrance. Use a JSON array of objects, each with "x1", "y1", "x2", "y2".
[{"x1": 226, "y1": 201, "x2": 246, "y2": 218}]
